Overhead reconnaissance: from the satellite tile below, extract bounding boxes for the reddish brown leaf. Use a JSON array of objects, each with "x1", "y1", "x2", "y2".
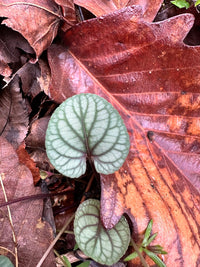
[
  {"x1": 54, "y1": 0, "x2": 77, "y2": 31},
  {"x1": 47, "y1": 6, "x2": 200, "y2": 266},
  {"x1": 0, "y1": 76, "x2": 28, "y2": 149},
  {"x1": 74, "y1": 0, "x2": 163, "y2": 21},
  {"x1": 0, "y1": 0, "x2": 63, "y2": 57},
  {"x1": 0, "y1": 137, "x2": 55, "y2": 266}
]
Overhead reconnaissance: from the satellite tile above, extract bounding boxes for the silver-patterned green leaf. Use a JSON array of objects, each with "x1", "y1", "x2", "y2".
[
  {"x1": 45, "y1": 93, "x2": 130, "y2": 178},
  {"x1": 74, "y1": 199, "x2": 130, "y2": 265},
  {"x1": 0, "y1": 256, "x2": 14, "y2": 267}
]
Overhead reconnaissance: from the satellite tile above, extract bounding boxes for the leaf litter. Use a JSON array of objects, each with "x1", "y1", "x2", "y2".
[{"x1": 0, "y1": 0, "x2": 200, "y2": 266}]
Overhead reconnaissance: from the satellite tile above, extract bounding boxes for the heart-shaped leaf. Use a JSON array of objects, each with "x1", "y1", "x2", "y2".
[
  {"x1": 45, "y1": 93, "x2": 130, "y2": 178},
  {"x1": 74, "y1": 199, "x2": 130, "y2": 265}
]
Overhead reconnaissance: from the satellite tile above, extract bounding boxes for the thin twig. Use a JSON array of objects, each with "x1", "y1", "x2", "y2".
[
  {"x1": 0, "y1": 187, "x2": 74, "y2": 208},
  {"x1": 0, "y1": 246, "x2": 16, "y2": 257},
  {"x1": 80, "y1": 173, "x2": 95, "y2": 203},
  {"x1": 130, "y1": 238, "x2": 149, "y2": 267},
  {"x1": 0, "y1": 173, "x2": 18, "y2": 267},
  {"x1": 36, "y1": 214, "x2": 75, "y2": 267}
]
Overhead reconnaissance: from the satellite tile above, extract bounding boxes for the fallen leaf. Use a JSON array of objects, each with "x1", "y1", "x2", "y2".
[
  {"x1": 0, "y1": 25, "x2": 34, "y2": 77},
  {"x1": 54, "y1": 0, "x2": 77, "y2": 31},
  {"x1": 26, "y1": 117, "x2": 50, "y2": 149},
  {"x1": 74, "y1": 0, "x2": 163, "y2": 21},
  {"x1": 47, "y1": 6, "x2": 200, "y2": 266},
  {"x1": 16, "y1": 59, "x2": 50, "y2": 99},
  {"x1": 0, "y1": 137, "x2": 55, "y2": 266},
  {"x1": 0, "y1": 0, "x2": 63, "y2": 57},
  {"x1": 0, "y1": 76, "x2": 28, "y2": 149}
]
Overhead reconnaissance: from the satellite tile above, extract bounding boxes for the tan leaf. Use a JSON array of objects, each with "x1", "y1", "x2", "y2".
[{"x1": 0, "y1": 137, "x2": 56, "y2": 266}]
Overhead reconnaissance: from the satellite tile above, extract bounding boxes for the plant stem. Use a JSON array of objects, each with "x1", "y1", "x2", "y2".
[
  {"x1": 130, "y1": 238, "x2": 149, "y2": 267},
  {"x1": 80, "y1": 173, "x2": 95, "y2": 203},
  {"x1": 36, "y1": 214, "x2": 75, "y2": 267},
  {"x1": 0, "y1": 187, "x2": 74, "y2": 208}
]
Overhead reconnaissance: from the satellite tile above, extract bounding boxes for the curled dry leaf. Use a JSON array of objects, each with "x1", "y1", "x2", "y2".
[
  {"x1": 47, "y1": 6, "x2": 200, "y2": 266},
  {"x1": 0, "y1": 76, "x2": 28, "y2": 149},
  {"x1": 0, "y1": 25, "x2": 34, "y2": 78},
  {"x1": 16, "y1": 59, "x2": 51, "y2": 99},
  {"x1": 0, "y1": 0, "x2": 62, "y2": 57},
  {"x1": 74, "y1": 0, "x2": 163, "y2": 21},
  {"x1": 54, "y1": 0, "x2": 76, "y2": 31},
  {"x1": 26, "y1": 117, "x2": 50, "y2": 149},
  {"x1": 0, "y1": 137, "x2": 55, "y2": 266}
]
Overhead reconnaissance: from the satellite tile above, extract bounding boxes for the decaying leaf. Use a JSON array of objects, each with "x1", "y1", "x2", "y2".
[
  {"x1": 0, "y1": 25, "x2": 34, "y2": 77},
  {"x1": 0, "y1": 137, "x2": 55, "y2": 266},
  {"x1": 15, "y1": 59, "x2": 51, "y2": 99},
  {"x1": 74, "y1": 0, "x2": 163, "y2": 21},
  {"x1": 54, "y1": 0, "x2": 76, "y2": 31},
  {"x1": 0, "y1": 0, "x2": 62, "y2": 57},
  {"x1": 0, "y1": 76, "x2": 28, "y2": 149},
  {"x1": 47, "y1": 6, "x2": 200, "y2": 266},
  {"x1": 26, "y1": 116, "x2": 50, "y2": 149}
]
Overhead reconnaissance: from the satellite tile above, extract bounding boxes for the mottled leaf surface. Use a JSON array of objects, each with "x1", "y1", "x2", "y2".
[
  {"x1": 45, "y1": 94, "x2": 130, "y2": 178},
  {"x1": 74, "y1": 199, "x2": 130, "y2": 265},
  {"x1": 74, "y1": 0, "x2": 163, "y2": 21},
  {"x1": 47, "y1": 6, "x2": 200, "y2": 266},
  {"x1": 0, "y1": 137, "x2": 55, "y2": 266}
]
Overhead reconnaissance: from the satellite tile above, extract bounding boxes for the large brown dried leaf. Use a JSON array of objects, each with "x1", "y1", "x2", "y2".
[
  {"x1": 0, "y1": 76, "x2": 28, "y2": 149},
  {"x1": 0, "y1": 0, "x2": 62, "y2": 57},
  {"x1": 0, "y1": 137, "x2": 55, "y2": 266},
  {"x1": 74, "y1": 0, "x2": 163, "y2": 21},
  {"x1": 47, "y1": 6, "x2": 200, "y2": 266}
]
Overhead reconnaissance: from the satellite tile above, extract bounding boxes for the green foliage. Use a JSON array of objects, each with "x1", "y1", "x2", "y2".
[
  {"x1": 74, "y1": 199, "x2": 131, "y2": 265},
  {"x1": 124, "y1": 220, "x2": 167, "y2": 267},
  {"x1": 45, "y1": 93, "x2": 130, "y2": 178},
  {"x1": 171, "y1": 0, "x2": 190, "y2": 8},
  {"x1": 0, "y1": 256, "x2": 14, "y2": 267},
  {"x1": 195, "y1": 0, "x2": 200, "y2": 5}
]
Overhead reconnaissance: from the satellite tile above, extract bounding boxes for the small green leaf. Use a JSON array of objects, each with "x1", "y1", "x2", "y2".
[
  {"x1": 45, "y1": 93, "x2": 130, "y2": 178},
  {"x1": 0, "y1": 256, "x2": 14, "y2": 267},
  {"x1": 143, "y1": 249, "x2": 166, "y2": 267},
  {"x1": 142, "y1": 219, "x2": 153, "y2": 247},
  {"x1": 145, "y1": 233, "x2": 158, "y2": 247},
  {"x1": 62, "y1": 256, "x2": 72, "y2": 267},
  {"x1": 74, "y1": 199, "x2": 130, "y2": 265},
  {"x1": 195, "y1": 0, "x2": 200, "y2": 6},
  {"x1": 171, "y1": 0, "x2": 190, "y2": 9},
  {"x1": 76, "y1": 260, "x2": 91, "y2": 267},
  {"x1": 124, "y1": 248, "x2": 143, "y2": 261},
  {"x1": 148, "y1": 245, "x2": 167, "y2": 255}
]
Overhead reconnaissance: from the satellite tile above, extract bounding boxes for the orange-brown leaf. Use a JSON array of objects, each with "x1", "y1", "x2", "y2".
[{"x1": 47, "y1": 6, "x2": 200, "y2": 266}]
